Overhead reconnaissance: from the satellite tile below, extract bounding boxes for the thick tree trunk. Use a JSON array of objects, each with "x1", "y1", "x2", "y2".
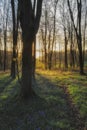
[
  {"x1": 18, "y1": 0, "x2": 43, "y2": 98},
  {"x1": 21, "y1": 37, "x2": 34, "y2": 98}
]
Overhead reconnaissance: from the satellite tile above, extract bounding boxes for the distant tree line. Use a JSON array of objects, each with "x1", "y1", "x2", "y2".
[{"x1": 38, "y1": 0, "x2": 87, "y2": 75}]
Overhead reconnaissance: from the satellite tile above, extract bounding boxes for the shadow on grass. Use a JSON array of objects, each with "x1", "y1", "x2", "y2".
[
  {"x1": 0, "y1": 74, "x2": 20, "y2": 110},
  {"x1": 0, "y1": 72, "x2": 84, "y2": 130},
  {"x1": 0, "y1": 76, "x2": 13, "y2": 93},
  {"x1": 34, "y1": 73, "x2": 82, "y2": 130}
]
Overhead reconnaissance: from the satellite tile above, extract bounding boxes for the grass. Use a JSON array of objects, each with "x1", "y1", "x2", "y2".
[
  {"x1": 36, "y1": 69, "x2": 87, "y2": 128},
  {"x1": 0, "y1": 70, "x2": 87, "y2": 129}
]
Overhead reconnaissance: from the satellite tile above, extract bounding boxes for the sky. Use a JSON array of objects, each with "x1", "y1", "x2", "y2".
[{"x1": 0, "y1": 0, "x2": 87, "y2": 58}]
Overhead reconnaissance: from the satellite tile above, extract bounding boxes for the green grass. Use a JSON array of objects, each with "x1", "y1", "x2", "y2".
[
  {"x1": 0, "y1": 70, "x2": 87, "y2": 129},
  {"x1": 37, "y1": 70, "x2": 87, "y2": 128}
]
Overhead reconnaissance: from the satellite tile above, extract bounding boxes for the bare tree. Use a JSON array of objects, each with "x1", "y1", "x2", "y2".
[
  {"x1": 18, "y1": 0, "x2": 43, "y2": 98},
  {"x1": 42, "y1": 5, "x2": 48, "y2": 69},
  {"x1": 82, "y1": 0, "x2": 87, "y2": 66},
  {"x1": 67, "y1": 0, "x2": 84, "y2": 74},
  {"x1": 48, "y1": 0, "x2": 58, "y2": 70},
  {"x1": 40, "y1": 0, "x2": 59, "y2": 70},
  {"x1": 59, "y1": 0, "x2": 68, "y2": 69},
  {"x1": 11, "y1": 0, "x2": 19, "y2": 78},
  {"x1": 3, "y1": 0, "x2": 9, "y2": 71}
]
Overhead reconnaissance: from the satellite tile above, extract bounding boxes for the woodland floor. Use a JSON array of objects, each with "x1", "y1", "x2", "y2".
[{"x1": 0, "y1": 69, "x2": 87, "y2": 130}]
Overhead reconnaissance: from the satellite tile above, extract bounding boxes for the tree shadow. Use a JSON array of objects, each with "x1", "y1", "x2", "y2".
[
  {"x1": 0, "y1": 76, "x2": 13, "y2": 93},
  {"x1": 0, "y1": 75, "x2": 20, "y2": 110},
  {"x1": 0, "y1": 73, "x2": 84, "y2": 130},
  {"x1": 33, "y1": 73, "x2": 83, "y2": 130}
]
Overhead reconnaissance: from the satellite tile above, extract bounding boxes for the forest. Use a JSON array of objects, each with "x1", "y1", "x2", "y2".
[{"x1": 0, "y1": 0, "x2": 87, "y2": 129}]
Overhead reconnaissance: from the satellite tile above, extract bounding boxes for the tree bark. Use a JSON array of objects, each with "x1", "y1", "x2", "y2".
[
  {"x1": 21, "y1": 37, "x2": 34, "y2": 98},
  {"x1": 11, "y1": 0, "x2": 19, "y2": 78}
]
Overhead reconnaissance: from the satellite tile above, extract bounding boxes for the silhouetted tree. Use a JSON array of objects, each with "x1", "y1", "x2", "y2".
[
  {"x1": 18, "y1": 0, "x2": 43, "y2": 98},
  {"x1": 67, "y1": 0, "x2": 84, "y2": 74},
  {"x1": 3, "y1": 0, "x2": 9, "y2": 71},
  {"x1": 11, "y1": 0, "x2": 19, "y2": 78}
]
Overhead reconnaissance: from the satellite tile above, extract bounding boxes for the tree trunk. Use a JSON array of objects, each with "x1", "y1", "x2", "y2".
[
  {"x1": 44, "y1": 9, "x2": 47, "y2": 70},
  {"x1": 58, "y1": 41, "x2": 61, "y2": 68},
  {"x1": 11, "y1": 47, "x2": 16, "y2": 78},
  {"x1": 44, "y1": 49, "x2": 47, "y2": 70},
  {"x1": 21, "y1": 37, "x2": 34, "y2": 98},
  {"x1": 64, "y1": 28, "x2": 68, "y2": 69},
  {"x1": 48, "y1": 51, "x2": 52, "y2": 70},
  {"x1": 70, "y1": 29, "x2": 75, "y2": 68},
  {"x1": 18, "y1": 0, "x2": 43, "y2": 98},
  {"x1": 11, "y1": 0, "x2": 19, "y2": 78},
  {"x1": 3, "y1": 30, "x2": 7, "y2": 71},
  {"x1": 78, "y1": 38, "x2": 83, "y2": 74}
]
